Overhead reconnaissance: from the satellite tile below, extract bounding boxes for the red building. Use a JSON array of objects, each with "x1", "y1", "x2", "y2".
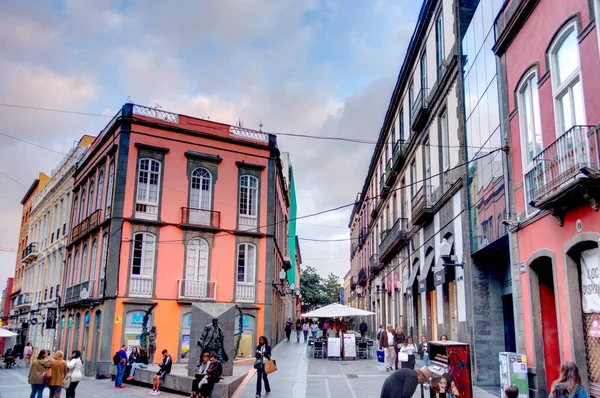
[{"x1": 495, "y1": 0, "x2": 600, "y2": 396}]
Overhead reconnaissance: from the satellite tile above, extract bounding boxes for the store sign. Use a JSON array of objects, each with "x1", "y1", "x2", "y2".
[
  {"x1": 434, "y1": 270, "x2": 445, "y2": 286},
  {"x1": 127, "y1": 311, "x2": 146, "y2": 326},
  {"x1": 46, "y1": 308, "x2": 57, "y2": 329},
  {"x1": 588, "y1": 318, "x2": 600, "y2": 338},
  {"x1": 581, "y1": 248, "x2": 600, "y2": 313},
  {"x1": 406, "y1": 286, "x2": 413, "y2": 298},
  {"x1": 418, "y1": 279, "x2": 426, "y2": 293}
]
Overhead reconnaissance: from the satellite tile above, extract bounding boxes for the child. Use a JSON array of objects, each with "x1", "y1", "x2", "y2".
[{"x1": 505, "y1": 385, "x2": 519, "y2": 398}]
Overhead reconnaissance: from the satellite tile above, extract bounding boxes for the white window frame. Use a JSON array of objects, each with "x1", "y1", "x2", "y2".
[
  {"x1": 596, "y1": 0, "x2": 600, "y2": 56},
  {"x1": 190, "y1": 167, "x2": 212, "y2": 210},
  {"x1": 130, "y1": 232, "x2": 156, "y2": 278},
  {"x1": 99, "y1": 233, "x2": 108, "y2": 296},
  {"x1": 239, "y1": 175, "x2": 259, "y2": 230},
  {"x1": 236, "y1": 243, "x2": 256, "y2": 284},
  {"x1": 517, "y1": 70, "x2": 543, "y2": 217},
  {"x1": 72, "y1": 250, "x2": 79, "y2": 287},
  {"x1": 135, "y1": 158, "x2": 161, "y2": 220},
  {"x1": 90, "y1": 239, "x2": 98, "y2": 283},
  {"x1": 549, "y1": 21, "x2": 586, "y2": 135},
  {"x1": 80, "y1": 244, "x2": 88, "y2": 283},
  {"x1": 436, "y1": 8, "x2": 444, "y2": 77},
  {"x1": 441, "y1": 110, "x2": 450, "y2": 171},
  {"x1": 79, "y1": 188, "x2": 87, "y2": 221},
  {"x1": 105, "y1": 160, "x2": 115, "y2": 218},
  {"x1": 186, "y1": 238, "x2": 209, "y2": 282},
  {"x1": 96, "y1": 170, "x2": 104, "y2": 211},
  {"x1": 87, "y1": 180, "x2": 95, "y2": 216}
]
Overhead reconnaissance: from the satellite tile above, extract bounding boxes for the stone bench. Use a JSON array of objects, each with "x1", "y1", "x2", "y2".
[{"x1": 109, "y1": 364, "x2": 247, "y2": 398}]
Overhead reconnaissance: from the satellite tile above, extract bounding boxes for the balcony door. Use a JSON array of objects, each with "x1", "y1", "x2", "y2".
[
  {"x1": 185, "y1": 238, "x2": 209, "y2": 298},
  {"x1": 189, "y1": 168, "x2": 212, "y2": 225}
]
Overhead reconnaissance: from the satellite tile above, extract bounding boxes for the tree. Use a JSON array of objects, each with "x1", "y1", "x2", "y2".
[
  {"x1": 323, "y1": 273, "x2": 343, "y2": 305},
  {"x1": 300, "y1": 267, "x2": 342, "y2": 312}
]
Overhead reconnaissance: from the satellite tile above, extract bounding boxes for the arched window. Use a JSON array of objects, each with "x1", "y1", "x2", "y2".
[
  {"x1": 239, "y1": 175, "x2": 258, "y2": 231},
  {"x1": 79, "y1": 188, "x2": 86, "y2": 221},
  {"x1": 236, "y1": 243, "x2": 256, "y2": 283},
  {"x1": 90, "y1": 239, "x2": 98, "y2": 283},
  {"x1": 106, "y1": 160, "x2": 115, "y2": 217},
  {"x1": 186, "y1": 238, "x2": 210, "y2": 282},
  {"x1": 72, "y1": 195, "x2": 79, "y2": 225},
  {"x1": 72, "y1": 250, "x2": 79, "y2": 286},
  {"x1": 550, "y1": 22, "x2": 585, "y2": 133},
  {"x1": 99, "y1": 233, "x2": 108, "y2": 296},
  {"x1": 80, "y1": 244, "x2": 88, "y2": 283},
  {"x1": 87, "y1": 181, "x2": 95, "y2": 216},
  {"x1": 190, "y1": 168, "x2": 212, "y2": 210},
  {"x1": 96, "y1": 171, "x2": 104, "y2": 211},
  {"x1": 66, "y1": 254, "x2": 72, "y2": 289}
]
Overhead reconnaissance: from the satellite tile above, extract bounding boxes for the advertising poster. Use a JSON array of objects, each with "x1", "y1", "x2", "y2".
[
  {"x1": 343, "y1": 333, "x2": 356, "y2": 359},
  {"x1": 181, "y1": 335, "x2": 190, "y2": 359},
  {"x1": 327, "y1": 337, "x2": 341, "y2": 358}
]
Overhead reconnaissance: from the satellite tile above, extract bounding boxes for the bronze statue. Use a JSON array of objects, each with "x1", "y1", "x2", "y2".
[
  {"x1": 148, "y1": 326, "x2": 157, "y2": 363},
  {"x1": 197, "y1": 318, "x2": 228, "y2": 363}
]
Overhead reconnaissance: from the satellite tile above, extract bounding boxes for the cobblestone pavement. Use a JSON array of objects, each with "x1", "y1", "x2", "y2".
[
  {"x1": 0, "y1": 365, "x2": 182, "y2": 398},
  {"x1": 237, "y1": 332, "x2": 500, "y2": 398}
]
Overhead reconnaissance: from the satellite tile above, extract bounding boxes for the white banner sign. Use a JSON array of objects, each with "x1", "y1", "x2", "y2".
[
  {"x1": 343, "y1": 333, "x2": 356, "y2": 358},
  {"x1": 327, "y1": 337, "x2": 341, "y2": 358},
  {"x1": 581, "y1": 248, "x2": 600, "y2": 313}
]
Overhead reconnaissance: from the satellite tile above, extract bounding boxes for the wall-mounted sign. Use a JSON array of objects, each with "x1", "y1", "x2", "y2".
[
  {"x1": 406, "y1": 286, "x2": 413, "y2": 298},
  {"x1": 418, "y1": 279, "x2": 426, "y2": 293},
  {"x1": 576, "y1": 219, "x2": 583, "y2": 232},
  {"x1": 115, "y1": 316, "x2": 122, "y2": 324},
  {"x1": 519, "y1": 262, "x2": 526, "y2": 274},
  {"x1": 434, "y1": 270, "x2": 445, "y2": 286}
]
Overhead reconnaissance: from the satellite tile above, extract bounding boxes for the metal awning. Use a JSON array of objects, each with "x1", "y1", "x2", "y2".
[{"x1": 418, "y1": 249, "x2": 436, "y2": 281}]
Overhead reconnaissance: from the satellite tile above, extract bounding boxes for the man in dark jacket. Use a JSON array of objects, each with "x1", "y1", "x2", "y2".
[
  {"x1": 285, "y1": 318, "x2": 293, "y2": 341},
  {"x1": 380, "y1": 368, "x2": 428, "y2": 398},
  {"x1": 359, "y1": 318, "x2": 368, "y2": 338}
]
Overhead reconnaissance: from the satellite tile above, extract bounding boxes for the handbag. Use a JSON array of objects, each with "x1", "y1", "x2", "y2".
[
  {"x1": 398, "y1": 352, "x2": 409, "y2": 362},
  {"x1": 264, "y1": 359, "x2": 277, "y2": 375},
  {"x1": 44, "y1": 367, "x2": 53, "y2": 382},
  {"x1": 253, "y1": 357, "x2": 264, "y2": 369},
  {"x1": 63, "y1": 374, "x2": 72, "y2": 389}
]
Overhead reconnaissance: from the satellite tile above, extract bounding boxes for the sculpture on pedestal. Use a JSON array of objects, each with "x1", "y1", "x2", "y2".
[
  {"x1": 148, "y1": 326, "x2": 157, "y2": 363},
  {"x1": 197, "y1": 318, "x2": 229, "y2": 363}
]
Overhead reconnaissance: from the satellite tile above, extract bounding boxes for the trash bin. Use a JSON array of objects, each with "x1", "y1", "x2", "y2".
[{"x1": 376, "y1": 350, "x2": 384, "y2": 363}]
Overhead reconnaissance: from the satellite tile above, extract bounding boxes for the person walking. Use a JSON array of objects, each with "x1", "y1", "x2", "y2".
[
  {"x1": 322, "y1": 320, "x2": 330, "y2": 337},
  {"x1": 400, "y1": 336, "x2": 417, "y2": 369},
  {"x1": 127, "y1": 347, "x2": 149, "y2": 380},
  {"x1": 418, "y1": 335, "x2": 430, "y2": 366},
  {"x1": 376, "y1": 324, "x2": 384, "y2": 341},
  {"x1": 380, "y1": 368, "x2": 428, "y2": 398},
  {"x1": 66, "y1": 350, "x2": 83, "y2": 398},
  {"x1": 47, "y1": 350, "x2": 68, "y2": 398},
  {"x1": 199, "y1": 352, "x2": 222, "y2": 398},
  {"x1": 24, "y1": 342, "x2": 33, "y2": 367},
  {"x1": 394, "y1": 326, "x2": 406, "y2": 370},
  {"x1": 285, "y1": 318, "x2": 293, "y2": 342},
  {"x1": 302, "y1": 321, "x2": 309, "y2": 342},
  {"x1": 310, "y1": 321, "x2": 319, "y2": 338},
  {"x1": 28, "y1": 349, "x2": 50, "y2": 398},
  {"x1": 550, "y1": 362, "x2": 588, "y2": 398},
  {"x1": 379, "y1": 324, "x2": 397, "y2": 372},
  {"x1": 114, "y1": 344, "x2": 128, "y2": 388},
  {"x1": 254, "y1": 336, "x2": 272, "y2": 398},
  {"x1": 295, "y1": 319, "x2": 302, "y2": 343},
  {"x1": 359, "y1": 318, "x2": 368, "y2": 338},
  {"x1": 13, "y1": 342, "x2": 23, "y2": 367}
]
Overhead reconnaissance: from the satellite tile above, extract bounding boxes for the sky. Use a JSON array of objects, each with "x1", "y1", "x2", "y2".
[{"x1": 0, "y1": 0, "x2": 422, "y2": 293}]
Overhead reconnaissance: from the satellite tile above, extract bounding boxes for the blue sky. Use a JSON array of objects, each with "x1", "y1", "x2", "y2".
[{"x1": 0, "y1": 0, "x2": 422, "y2": 292}]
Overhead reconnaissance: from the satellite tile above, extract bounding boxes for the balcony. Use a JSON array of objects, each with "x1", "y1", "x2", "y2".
[
  {"x1": 129, "y1": 276, "x2": 153, "y2": 297},
  {"x1": 350, "y1": 242, "x2": 358, "y2": 258},
  {"x1": 411, "y1": 185, "x2": 435, "y2": 226},
  {"x1": 370, "y1": 197, "x2": 379, "y2": 219},
  {"x1": 350, "y1": 276, "x2": 357, "y2": 291},
  {"x1": 22, "y1": 243, "x2": 39, "y2": 262},
  {"x1": 387, "y1": 140, "x2": 407, "y2": 184},
  {"x1": 64, "y1": 280, "x2": 94, "y2": 305},
  {"x1": 524, "y1": 125, "x2": 600, "y2": 225},
  {"x1": 235, "y1": 282, "x2": 256, "y2": 303},
  {"x1": 380, "y1": 173, "x2": 390, "y2": 198},
  {"x1": 369, "y1": 254, "x2": 380, "y2": 274},
  {"x1": 411, "y1": 88, "x2": 430, "y2": 131},
  {"x1": 71, "y1": 209, "x2": 102, "y2": 244},
  {"x1": 357, "y1": 268, "x2": 367, "y2": 286},
  {"x1": 379, "y1": 218, "x2": 411, "y2": 262},
  {"x1": 15, "y1": 293, "x2": 31, "y2": 308},
  {"x1": 181, "y1": 207, "x2": 220, "y2": 228},
  {"x1": 283, "y1": 248, "x2": 292, "y2": 271},
  {"x1": 357, "y1": 228, "x2": 367, "y2": 247},
  {"x1": 178, "y1": 280, "x2": 216, "y2": 301}
]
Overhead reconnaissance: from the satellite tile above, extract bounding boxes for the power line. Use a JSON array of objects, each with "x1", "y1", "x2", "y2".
[
  {"x1": 0, "y1": 132, "x2": 68, "y2": 156},
  {"x1": 0, "y1": 103, "x2": 109, "y2": 118},
  {"x1": 0, "y1": 170, "x2": 27, "y2": 189}
]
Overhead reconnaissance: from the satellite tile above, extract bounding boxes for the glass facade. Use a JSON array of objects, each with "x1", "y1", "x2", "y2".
[{"x1": 462, "y1": 0, "x2": 506, "y2": 253}]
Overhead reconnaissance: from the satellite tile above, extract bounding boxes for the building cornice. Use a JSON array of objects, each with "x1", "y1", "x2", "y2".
[{"x1": 493, "y1": 0, "x2": 541, "y2": 56}]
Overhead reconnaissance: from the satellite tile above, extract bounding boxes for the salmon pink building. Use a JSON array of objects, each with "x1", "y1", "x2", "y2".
[
  {"x1": 495, "y1": 0, "x2": 600, "y2": 396},
  {"x1": 56, "y1": 103, "x2": 296, "y2": 377}
]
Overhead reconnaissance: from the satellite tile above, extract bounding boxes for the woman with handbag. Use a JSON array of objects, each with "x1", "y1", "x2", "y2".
[
  {"x1": 199, "y1": 352, "x2": 222, "y2": 398},
  {"x1": 399, "y1": 336, "x2": 417, "y2": 370},
  {"x1": 47, "y1": 350, "x2": 68, "y2": 398},
  {"x1": 254, "y1": 336, "x2": 272, "y2": 398},
  {"x1": 65, "y1": 350, "x2": 83, "y2": 398},
  {"x1": 190, "y1": 352, "x2": 211, "y2": 398},
  {"x1": 28, "y1": 349, "x2": 50, "y2": 398}
]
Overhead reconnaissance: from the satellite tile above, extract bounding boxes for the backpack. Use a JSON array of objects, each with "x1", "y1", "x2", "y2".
[
  {"x1": 376, "y1": 328, "x2": 382, "y2": 340},
  {"x1": 113, "y1": 352, "x2": 121, "y2": 365}
]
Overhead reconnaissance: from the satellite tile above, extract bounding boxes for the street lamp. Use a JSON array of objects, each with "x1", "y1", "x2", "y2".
[
  {"x1": 440, "y1": 238, "x2": 463, "y2": 268},
  {"x1": 373, "y1": 276, "x2": 386, "y2": 294},
  {"x1": 272, "y1": 268, "x2": 287, "y2": 288}
]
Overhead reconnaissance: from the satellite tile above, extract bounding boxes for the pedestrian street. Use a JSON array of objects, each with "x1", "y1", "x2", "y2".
[{"x1": 235, "y1": 334, "x2": 500, "y2": 398}]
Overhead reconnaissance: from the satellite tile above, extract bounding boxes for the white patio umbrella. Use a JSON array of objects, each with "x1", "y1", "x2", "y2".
[
  {"x1": 301, "y1": 303, "x2": 375, "y2": 318},
  {"x1": 0, "y1": 328, "x2": 17, "y2": 338}
]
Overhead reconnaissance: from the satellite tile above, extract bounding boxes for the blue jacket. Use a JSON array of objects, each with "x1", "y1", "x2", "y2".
[{"x1": 549, "y1": 384, "x2": 588, "y2": 398}]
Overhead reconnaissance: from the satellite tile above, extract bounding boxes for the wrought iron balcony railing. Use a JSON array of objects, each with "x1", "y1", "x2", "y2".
[
  {"x1": 357, "y1": 268, "x2": 368, "y2": 286},
  {"x1": 369, "y1": 254, "x2": 380, "y2": 273},
  {"x1": 524, "y1": 125, "x2": 598, "y2": 207},
  {"x1": 64, "y1": 280, "x2": 94, "y2": 305},
  {"x1": 411, "y1": 88, "x2": 430, "y2": 129},
  {"x1": 181, "y1": 207, "x2": 221, "y2": 228},
  {"x1": 411, "y1": 185, "x2": 435, "y2": 226},
  {"x1": 22, "y1": 243, "x2": 38, "y2": 262},
  {"x1": 379, "y1": 218, "x2": 410, "y2": 260},
  {"x1": 350, "y1": 276, "x2": 357, "y2": 290},
  {"x1": 71, "y1": 209, "x2": 102, "y2": 243}
]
